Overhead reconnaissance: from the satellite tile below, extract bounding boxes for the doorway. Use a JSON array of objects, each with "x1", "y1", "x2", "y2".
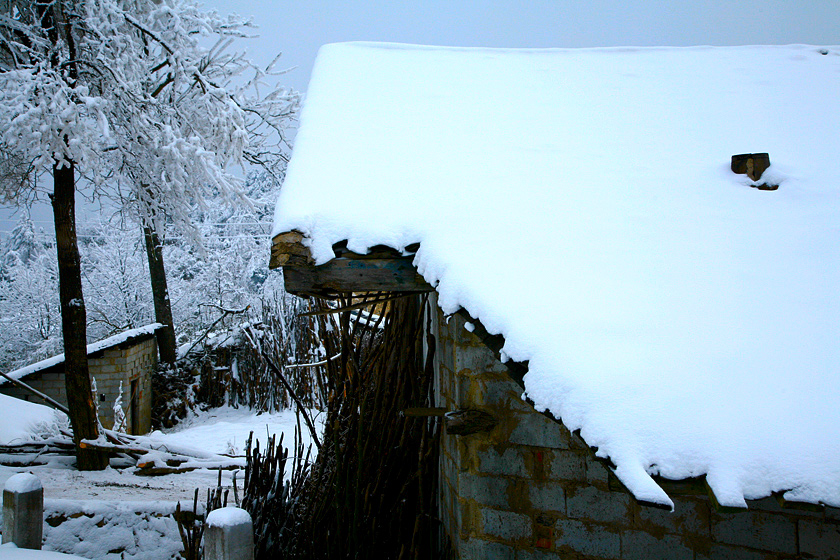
[{"x1": 130, "y1": 378, "x2": 139, "y2": 435}]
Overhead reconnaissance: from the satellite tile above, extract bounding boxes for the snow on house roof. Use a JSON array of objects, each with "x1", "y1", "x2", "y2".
[
  {"x1": 0, "y1": 324, "x2": 162, "y2": 385},
  {"x1": 271, "y1": 42, "x2": 840, "y2": 509}
]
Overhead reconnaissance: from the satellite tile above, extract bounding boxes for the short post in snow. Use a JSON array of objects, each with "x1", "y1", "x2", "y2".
[
  {"x1": 2, "y1": 473, "x2": 44, "y2": 549},
  {"x1": 204, "y1": 507, "x2": 254, "y2": 560}
]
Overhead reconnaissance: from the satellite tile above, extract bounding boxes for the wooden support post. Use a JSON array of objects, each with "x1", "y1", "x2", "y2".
[
  {"x1": 2, "y1": 473, "x2": 44, "y2": 549},
  {"x1": 204, "y1": 507, "x2": 254, "y2": 560},
  {"x1": 445, "y1": 409, "x2": 498, "y2": 435}
]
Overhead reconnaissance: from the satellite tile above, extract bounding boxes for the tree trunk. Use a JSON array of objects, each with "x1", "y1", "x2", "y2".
[
  {"x1": 51, "y1": 161, "x2": 108, "y2": 471},
  {"x1": 142, "y1": 220, "x2": 177, "y2": 364}
]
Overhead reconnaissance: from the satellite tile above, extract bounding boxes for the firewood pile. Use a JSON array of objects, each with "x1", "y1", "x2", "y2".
[{"x1": 0, "y1": 427, "x2": 245, "y2": 475}]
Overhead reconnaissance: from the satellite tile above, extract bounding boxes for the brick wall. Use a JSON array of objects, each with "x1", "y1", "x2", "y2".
[
  {"x1": 433, "y1": 302, "x2": 840, "y2": 559},
  {"x1": 89, "y1": 336, "x2": 156, "y2": 434},
  {"x1": 0, "y1": 335, "x2": 157, "y2": 435},
  {"x1": 0, "y1": 372, "x2": 67, "y2": 406}
]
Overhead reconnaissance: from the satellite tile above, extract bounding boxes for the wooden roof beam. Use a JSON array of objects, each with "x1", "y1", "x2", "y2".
[{"x1": 270, "y1": 230, "x2": 432, "y2": 297}]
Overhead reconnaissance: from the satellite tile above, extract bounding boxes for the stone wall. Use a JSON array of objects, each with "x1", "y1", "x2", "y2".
[
  {"x1": 433, "y1": 305, "x2": 840, "y2": 559},
  {"x1": 0, "y1": 335, "x2": 157, "y2": 435}
]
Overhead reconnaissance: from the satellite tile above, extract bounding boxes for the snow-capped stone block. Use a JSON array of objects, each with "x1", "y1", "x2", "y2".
[
  {"x1": 3, "y1": 473, "x2": 44, "y2": 549},
  {"x1": 205, "y1": 507, "x2": 254, "y2": 560}
]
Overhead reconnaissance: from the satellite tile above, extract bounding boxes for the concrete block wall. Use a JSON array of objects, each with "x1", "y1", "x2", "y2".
[
  {"x1": 89, "y1": 336, "x2": 156, "y2": 433},
  {"x1": 0, "y1": 335, "x2": 157, "y2": 435},
  {"x1": 433, "y1": 305, "x2": 840, "y2": 559},
  {"x1": 0, "y1": 372, "x2": 67, "y2": 406}
]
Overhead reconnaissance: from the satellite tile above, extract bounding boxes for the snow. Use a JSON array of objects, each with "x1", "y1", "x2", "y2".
[
  {"x1": 4, "y1": 473, "x2": 42, "y2": 494},
  {"x1": 0, "y1": 395, "x2": 68, "y2": 445},
  {"x1": 0, "y1": 325, "x2": 162, "y2": 386},
  {"x1": 0, "y1": 406, "x2": 319, "y2": 502},
  {"x1": 41, "y1": 500, "x2": 185, "y2": 560},
  {"x1": 206, "y1": 506, "x2": 251, "y2": 528},
  {"x1": 146, "y1": 405, "x2": 321, "y2": 458},
  {"x1": 272, "y1": 42, "x2": 840, "y2": 509},
  {"x1": 0, "y1": 406, "x2": 319, "y2": 560},
  {"x1": 0, "y1": 544, "x2": 86, "y2": 560}
]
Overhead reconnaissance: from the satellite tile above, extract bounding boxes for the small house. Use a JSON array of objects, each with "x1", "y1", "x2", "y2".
[
  {"x1": 0, "y1": 324, "x2": 161, "y2": 435},
  {"x1": 270, "y1": 43, "x2": 840, "y2": 558}
]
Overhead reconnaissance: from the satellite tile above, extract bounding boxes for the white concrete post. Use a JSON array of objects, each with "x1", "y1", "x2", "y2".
[
  {"x1": 204, "y1": 507, "x2": 254, "y2": 560},
  {"x1": 2, "y1": 473, "x2": 44, "y2": 549}
]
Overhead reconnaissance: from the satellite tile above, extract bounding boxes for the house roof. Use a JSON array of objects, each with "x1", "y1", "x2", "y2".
[
  {"x1": 271, "y1": 42, "x2": 840, "y2": 509},
  {"x1": 0, "y1": 324, "x2": 162, "y2": 385}
]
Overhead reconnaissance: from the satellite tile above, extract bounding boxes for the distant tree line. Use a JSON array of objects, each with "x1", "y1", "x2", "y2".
[
  {"x1": 0, "y1": 0, "x2": 298, "y2": 468},
  {"x1": 0, "y1": 171, "x2": 292, "y2": 374}
]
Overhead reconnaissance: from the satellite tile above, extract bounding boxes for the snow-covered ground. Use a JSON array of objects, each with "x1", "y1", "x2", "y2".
[
  {"x1": 1, "y1": 403, "x2": 320, "y2": 503},
  {"x1": 0, "y1": 544, "x2": 86, "y2": 560},
  {"x1": 0, "y1": 402, "x2": 320, "y2": 560}
]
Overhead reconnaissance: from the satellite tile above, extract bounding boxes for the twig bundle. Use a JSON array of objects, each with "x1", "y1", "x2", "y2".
[{"x1": 243, "y1": 293, "x2": 441, "y2": 560}]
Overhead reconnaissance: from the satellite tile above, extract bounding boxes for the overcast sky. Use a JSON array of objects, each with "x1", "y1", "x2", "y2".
[
  {"x1": 3, "y1": 1, "x2": 839, "y2": 233},
  {"x1": 203, "y1": 0, "x2": 840, "y2": 92}
]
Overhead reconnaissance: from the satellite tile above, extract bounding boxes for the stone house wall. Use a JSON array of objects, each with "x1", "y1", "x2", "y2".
[
  {"x1": 432, "y1": 304, "x2": 840, "y2": 559},
  {"x1": 2, "y1": 371, "x2": 69, "y2": 413},
  {"x1": 0, "y1": 335, "x2": 157, "y2": 435},
  {"x1": 87, "y1": 335, "x2": 156, "y2": 434}
]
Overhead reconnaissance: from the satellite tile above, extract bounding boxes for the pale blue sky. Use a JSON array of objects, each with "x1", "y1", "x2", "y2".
[{"x1": 203, "y1": 0, "x2": 840, "y2": 91}]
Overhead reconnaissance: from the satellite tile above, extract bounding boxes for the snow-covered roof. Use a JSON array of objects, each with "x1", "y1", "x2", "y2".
[
  {"x1": 1, "y1": 324, "x2": 162, "y2": 385},
  {"x1": 271, "y1": 42, "x2": 840, "y2": 509}
]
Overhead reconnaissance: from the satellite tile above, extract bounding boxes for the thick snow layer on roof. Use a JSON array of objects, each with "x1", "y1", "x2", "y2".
[
  {"x1": 272, "y1": 42, "x2": 840, "y2": 508},
  {"x1": 0, "y1": 324, "x2": 162, "y2": 385}
]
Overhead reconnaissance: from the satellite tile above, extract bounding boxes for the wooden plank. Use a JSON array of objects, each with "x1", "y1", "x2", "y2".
[
  {"x1": 445, "y1": 409, "x2": 498, "y2": 435},
  {"x1": 283, "y1": 257, "x2": 432, "y2": 295},
  {"x1": 0, "y1": 370, "x2": 70, "y2": 414}
]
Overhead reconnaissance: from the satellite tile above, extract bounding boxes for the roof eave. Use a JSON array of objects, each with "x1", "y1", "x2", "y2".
[{"x1": 270, "y1": 230, "x2": 432, "y2": 299}]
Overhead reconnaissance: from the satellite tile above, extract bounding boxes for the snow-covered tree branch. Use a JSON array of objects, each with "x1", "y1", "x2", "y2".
[{"x1": 0, "y1": 0, "x2": 299, "y2": 468}]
